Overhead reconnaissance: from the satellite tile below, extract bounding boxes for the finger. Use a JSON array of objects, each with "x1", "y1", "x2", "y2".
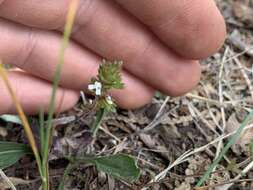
[
  {"x1": 0, "y1": 70, "x2": 79, "y2": 115},
  {"x1": 0, "y1": 18, "x2": 154, "y2": 109},
  {"x1": 71, "y1": 0, "x2": 201, "y2": 96},
  {"x1": 0, "y1": 0, "x2": 226, "y2": 59},
  {"x1": 114, "y1": 0, "x2": 226, "y2": 59},
  {"x1": 0, "y1": 0, "x2": 201, "y2": 96}
]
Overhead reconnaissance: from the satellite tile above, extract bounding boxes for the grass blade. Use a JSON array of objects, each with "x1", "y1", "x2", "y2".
[
  {"x1": 196, "y1": 109, "x2": 253, "y2": 187},
  {"x1": 46, "y1": 0, "x2": 79, "y2": 129},
  {"x1": 41, "y1": 1, "x2": 79, "y2": 189},
  {"x1": 43, "y1": 0, "x2": 79, "y2": 148},
  {"x1": 42, "y1": 0, "x2": 79, "y2": 163},
  {"x1": 39, "y1": 108, "x2": 45, "y2": 154}
]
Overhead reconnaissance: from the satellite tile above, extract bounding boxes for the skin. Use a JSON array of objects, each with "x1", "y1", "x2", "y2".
[{"x1": 0, "y1": 0, "x2": 226, "y2": 114}]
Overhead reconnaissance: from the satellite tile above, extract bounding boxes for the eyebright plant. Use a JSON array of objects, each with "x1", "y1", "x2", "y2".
[
  {"x1": 0, "y1": 1, "x2": 140, "y2": 188},
  {"x1": 0, "y1": 59, "x2": 141, "y2": 190},
  {"x1": 88, "y1": 59, "x2": 124, "y2": 113},
  {"x1": 88, "y1": 60, "x2": 124, "y2": 136}
]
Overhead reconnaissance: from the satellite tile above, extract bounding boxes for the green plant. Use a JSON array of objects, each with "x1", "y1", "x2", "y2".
[
  {"x1": 88, "y1": 60, "x2": 124, "y2": 136},
  {"x1": 59, "y1": 154, "x2": 140, "y2": 189},
  {"x1": 57, "y1": 61, "x2": 139, "y2": 189},
  {"x1": 0, "y1": 141, "x2": 31, "y2": 169}
]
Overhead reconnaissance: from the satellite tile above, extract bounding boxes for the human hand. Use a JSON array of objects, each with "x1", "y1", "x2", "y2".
[{"x1": 0, "y1": 0, "x2": 226, "y2": 114}]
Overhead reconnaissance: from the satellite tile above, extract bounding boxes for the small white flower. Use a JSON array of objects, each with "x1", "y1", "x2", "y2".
[
  {"x1": 106, "y1": 96, "x2": 113, "y2": 105},
  {"x1": 88, "y1": 81, "x2": 102, "y2": 96},
  {"x1": 88, "y1": 99, "x2": 93, "y2": 104}
]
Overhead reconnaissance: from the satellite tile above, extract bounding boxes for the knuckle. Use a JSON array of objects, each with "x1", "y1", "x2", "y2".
[
  {"x1": 0, "y1": 0, "x2": 5, "y2": 6},
  {"x1": 72, "y1": 0, "x2": 97, "y2": 33},
  {"x1": 16, "y1": 28, "x2": 38, "y2": 69},
  {"x1": 177, "y1": 1, "x2": 226, "y2": 57}
]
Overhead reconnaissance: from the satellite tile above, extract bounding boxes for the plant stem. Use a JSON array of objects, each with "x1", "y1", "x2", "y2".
[
  {"x1": 92, "y1": 108, "x2": 107, "y2": 136},
  {"x1": 39, "y1": 108, "x2": 45, "y2": 154}
]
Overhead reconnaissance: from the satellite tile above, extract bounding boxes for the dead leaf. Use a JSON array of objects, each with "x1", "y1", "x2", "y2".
[
  {"x1": 175, "y1": 182, "x2": 191, "y2": 190},
  {"x1": 233, "y1": 1, "x2": 253, "y2": 26},
  {"x1": 226, "y1": 113, "x2": 253, "y2": 155},
  {"x1": 0, "y1": 177, "x2": 33, "y2": 189},
  {"x1": 0, "y1": 127, "x2": 7, "y2": 137}
]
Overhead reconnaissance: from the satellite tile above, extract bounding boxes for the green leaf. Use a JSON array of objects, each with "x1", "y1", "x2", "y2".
[
  {"x1": 98, "y1": 60, "x2": 124, "y2": 91},
  {"x1": 0, "y1": 115, "x2": 22, "y2": 125},
  {"x1": 91, "y1": 154, "x2": 140, "y2": 182},
  {"x1": 91, "y1": 108, "x2": 107, "y2": 136},
  {"x1": 0, "y1": 141, "x2": 31, "y2": 169},
  {"x1": 97, "y1": 97, "x2": 116, "y2": 112}
]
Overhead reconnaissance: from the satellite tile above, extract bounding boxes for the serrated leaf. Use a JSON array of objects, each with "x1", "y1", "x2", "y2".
[
  {"x1": 98, "y1": 60, "x2": 124, "y2": 90},
  {"x1": 0, "y1": 115, "x2": 22, "y2": 125},
  {"x1": 91, "y1": 154, "x2": 140, "y2": 182},
  {"x1": 0, "y1": 141, "x2": 31, "y2": 169}
]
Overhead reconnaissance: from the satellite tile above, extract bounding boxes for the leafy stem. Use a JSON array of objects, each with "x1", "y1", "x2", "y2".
[
  {"x1": 88, "y1": 60, "x2": 124, "y2": 136},
  {"x1": 92, "y1": 108, "x2": 107, "y2": 136}
]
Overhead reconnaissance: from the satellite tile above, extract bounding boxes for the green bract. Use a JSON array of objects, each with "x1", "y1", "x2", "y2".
[
  {"x1": 98, "y1": 60, "x2": 124, "y2": 91},
  {"x1": 89, "y1": 59, "x2": 124, "y2": 112},
  {"x1": 97, "y1": 96, "x2": 116, "y2": 112}
]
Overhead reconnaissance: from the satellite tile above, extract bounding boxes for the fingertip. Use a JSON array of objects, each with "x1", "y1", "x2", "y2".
[
  {"x1": 174, "y1": 1, "x2": 227, "y2": 59},
  {"x1": 111, "y1": 75, "x2": 155, "y2": 109},
  {"x1": 114, "y1": 88, "x2": 154, "y2": 109},
  {"x1": 55, "y1": 89, "x2": 79, "y2": 112},
  {"x1": 185, "y1": 8, "x2": 226, "y2": 59}
]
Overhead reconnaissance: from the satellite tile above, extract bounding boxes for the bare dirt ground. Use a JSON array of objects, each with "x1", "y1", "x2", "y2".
[{"x1": 0, "y1": 0, "x2": 253, "y2": 190}]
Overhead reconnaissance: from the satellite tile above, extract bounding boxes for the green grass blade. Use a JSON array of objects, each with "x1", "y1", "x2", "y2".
[
  {"x1": 40, "y1": 1, "x2": 79, "y2": 189},
  {"x1": 39, "y1": 108, "x2": 45, "y2": 154},
  {"x1": 42, "y1": 0, "x2": 79, "y2": 161},
  {"x1": 196, "y1": 109, "x2": 253, "y2": 187}
]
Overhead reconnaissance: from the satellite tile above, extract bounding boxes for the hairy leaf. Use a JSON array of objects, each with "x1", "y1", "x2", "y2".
[
  {"x1": 0, "y1": 115, "x2": 22, "y2": 125},
  {"x1": 0, "y1": 141, "x2": 31, "y2": 169},
  {"x1": 91, "y1": 154, "x2": 140, "y2": 182}
]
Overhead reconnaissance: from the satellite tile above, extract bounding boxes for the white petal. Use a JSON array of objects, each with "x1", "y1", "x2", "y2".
[
  {"x1": 95, "y1": 88, "x2": 102, "y2": 96},
  {"x1": 88, "y1": 84, "x2": 95, "y2": 90},
  {"x1": 94, "y1": 81, "x2": 102, "y2": 88}
]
